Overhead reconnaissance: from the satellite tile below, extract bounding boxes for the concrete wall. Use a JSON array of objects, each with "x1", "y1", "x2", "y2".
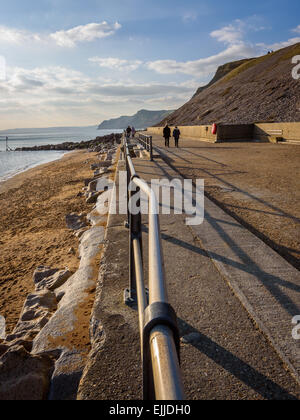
[
  {"x1": 254, "y1": 122, "x2": 300, "y2": 143},
  {"x1": 148, "y1": 122, "x2": 300, "y2": 143},
  {"x1": 217, "y1": 124, "x2": 253, "y2": 141},
  {"x1": 147, "y1": 125, "x2": 217, "y2": 143}
]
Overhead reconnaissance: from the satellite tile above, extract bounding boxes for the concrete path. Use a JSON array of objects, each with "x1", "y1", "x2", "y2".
[
  {"x1": 148, "y1": 133, "x2": 300, "y2": 383},
  {"x1": 148, "y1": 133, "x2": 300, "y2": 271},
  {"x1": 78, "y1": 149, "x2": 300, "y2": 400}
]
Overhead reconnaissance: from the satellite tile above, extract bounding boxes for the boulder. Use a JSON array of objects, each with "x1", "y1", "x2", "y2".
[
  {"x1": 22, "y1": 290, "x2": 57, "y2": 312},
  {"x1": 6, "y1": 290, "x2": 57, "y2": 344},
  {"x1": 86, "y1": 191, "x2": 104, "y2": 204},
  {"x1": 87, "y1": 179, "x2": 100, "y2": 193},
  {"x1": 1, "y1": 338, "x2": 32, "y2": 354},
  {"x1": 5, "y1": 329, "x2": 41, "y2": 344},
  {"x1": 84, "y1": 178, "x2": 94, "y2": 187},
  {"x1": 34, "y1": 268, "x2": 72, "y2": 292},
  {"x1": 93, "y1": 145, "x2": 103, "y2": 153},
  {"x1": 74, "y1": 228, "x2": 89, "y2": 239},
  {"x1": 91, "y1": 161, "x2": 112, "y2": 170},
  {"x1": 31, "y1": 226, "x2": 105, "y2": 400},
  {"x1": 87, "y1": 209, "x2": 106, "y2": 226},
  {"x1": 0, "y1": 315, "x2": 5, "y2": 340},
  {"x1": 0, "y1": 346, "x2": 54, "y2": 400},
  {"x1": 65, "y1": 213, "x2": 87, "y2": 231},
  {"x1": 12, "y1": 315, "x2": 52, "y2": 340},
  {"x1": 33, "y1": 266, "x2": 58, "y2": 285}
]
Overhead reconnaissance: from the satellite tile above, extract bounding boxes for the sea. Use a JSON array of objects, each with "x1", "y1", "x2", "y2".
[{"x1": 0, "y1": 126, "x2": 123, "y2": 183}]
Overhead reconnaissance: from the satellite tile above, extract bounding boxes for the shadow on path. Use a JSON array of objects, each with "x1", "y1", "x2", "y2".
[{"x1": 178, "y1": 318, "x2": 298, "y2": 401}]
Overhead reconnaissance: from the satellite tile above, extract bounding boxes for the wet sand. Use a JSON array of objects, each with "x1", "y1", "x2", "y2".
[{"x1": 0, "y1": 151, "x2": 99, "y2": 334}]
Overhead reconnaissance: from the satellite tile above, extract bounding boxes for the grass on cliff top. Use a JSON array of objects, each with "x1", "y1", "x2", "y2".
[
  {"x1": 220, "y1": 43, "x2": 300, "y2": 85},
  {"x1": 220, "y1": 55, "x2": 272, "y2": 84},
  {"x1": 276, "y1": 43, "x2": 300, "y2": 63}
]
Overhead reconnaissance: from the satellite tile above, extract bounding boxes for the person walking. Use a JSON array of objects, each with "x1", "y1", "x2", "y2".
[
  {"x1": 173, "y1": 126, "x2": 181, "y2": 148},
  {"x1": 126, "y1": 126, "x2": 132, "y2": 139},
  {"x1": 163, "y1": 124, "x2": 171, "y2": 148},
  {"x1": 131, "y1": 126, "x2": 136, "y2": 138}
]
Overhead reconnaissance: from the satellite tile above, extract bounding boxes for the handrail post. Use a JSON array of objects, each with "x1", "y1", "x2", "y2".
[
  {"x1": 150, "y1": 136, "x2": 153, "y2": 161},
  {"x1": 126, "y1": 144, "x2": 130, "y2": 227},
  {"x1": 125, "y1": 140, "x2": 143, "y2": 305},
  {"x1": 128, "y1": 179, "x2": 142, "y2": 302}
]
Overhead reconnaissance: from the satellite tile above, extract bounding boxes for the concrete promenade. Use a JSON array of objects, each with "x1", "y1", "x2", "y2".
[{"x1": 78, "y1": 143, "x2": 300, "y2": 400}]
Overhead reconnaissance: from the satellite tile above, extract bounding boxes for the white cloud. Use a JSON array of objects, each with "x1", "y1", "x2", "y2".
[
  {"x1": 147, "y1": 43, "x2": 256, "y2": 77},
  {"x1": 146, "y1": 18, "x2": 300, "y2": 78},
  {"x1": 210, "y1": 17, "x2": 268, "y2": 45},
  {"x1": 0, "y1": 26, "x2": 42, "y2": 44},
  {"x1": 1, "y1": 66, "x2": 194, "y2": 98},
  {"x1": 147, "y1": 19, "x2": 260, "y2": 77},
  {"x1": 0, "y1": 65, "x2": 195, "y2": 127},
  {"x1": 50, "y1": 21, "x2": 121, "y2": 48},
  {"x1": 211, "y1": 23, "x2": 244, "y2": 45},
  {"x1": 257, "y1": 37, "x2": 300, "y2": 51},
  {"x1": 88, "y1": 81, "x2": 193, "y2": 97},
  {"x1": 89, "y1": 57, "x2": 142, "y2": 71},
  {"x1": 292, "y1": 25, "x2": 300, "y2": 34},
  {"x1": 0, "y1": 55, "x2": 6, "y2": 81},
  {"x1": 0, "y1": 21, "x2": 121, "y2": 48}
]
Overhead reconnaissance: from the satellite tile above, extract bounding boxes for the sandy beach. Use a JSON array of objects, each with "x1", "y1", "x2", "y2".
[{"x1": 0, "y1": 151, "x2": 99, "y2": 334}]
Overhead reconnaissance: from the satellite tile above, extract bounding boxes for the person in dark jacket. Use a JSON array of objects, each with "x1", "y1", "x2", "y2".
[
  {"x1": 126, "y1": 126, "x2": 132, "y2": 139},
  {"x1": 173, "y1": 126, "x2": 181, "y2": 148},
  {"x1": 163, "y1": 124, "x2": 171, "y2": 147}
]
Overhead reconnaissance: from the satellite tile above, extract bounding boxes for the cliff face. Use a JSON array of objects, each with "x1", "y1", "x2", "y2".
[
  {"x1": 157, "y1": 43, "x2": 300, "y2": 126},
  {"x1": 192, "y1": 58, "x2": 254, "y2": 98},
  {"x1": 98, "y1": 109, "x2": 174, "y2": 130}
]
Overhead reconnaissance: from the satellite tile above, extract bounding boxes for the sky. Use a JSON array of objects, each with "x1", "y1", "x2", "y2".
[{"x1": 0, "y1": 0, "x2": 299, "y2": 129}]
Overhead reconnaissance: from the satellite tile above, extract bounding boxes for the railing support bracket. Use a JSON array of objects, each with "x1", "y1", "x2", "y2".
[
  {"x1": 124, "y1": 288, "x2": 137, "y2": 307},
  {"x1": 142, "y1": 302, "x2": 180, "y2": 400}
]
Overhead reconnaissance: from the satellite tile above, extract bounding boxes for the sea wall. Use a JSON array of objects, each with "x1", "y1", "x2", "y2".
[
  {"x1": 147, "y1": 122, "x2": 300, "y2": 143},
  {"x1": 254, "y1": 122, "x2": 300, "y2": 143},
  {"x1": 147, "y1": 125, "x2": 217, "y2": 143}
]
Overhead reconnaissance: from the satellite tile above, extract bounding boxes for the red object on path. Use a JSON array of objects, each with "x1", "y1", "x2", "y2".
[{"x1": 212, "y1": 123, "x2": 217, "y2": 135}]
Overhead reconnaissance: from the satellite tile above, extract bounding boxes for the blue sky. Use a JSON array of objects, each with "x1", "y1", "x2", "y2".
[{"x1": 0, "y1": 0, "x2": 299, "y2": 128}]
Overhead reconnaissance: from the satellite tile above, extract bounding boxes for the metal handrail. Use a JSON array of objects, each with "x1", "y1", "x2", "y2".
[
  {"x1": 138, "y1": 133, "x2": 153, "y2": 161},
  {"x1": 123, "y1": 137, "x2": 185, "y2": 400}
]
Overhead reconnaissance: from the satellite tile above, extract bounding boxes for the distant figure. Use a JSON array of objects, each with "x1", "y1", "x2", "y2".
[
  {"x1": 131, "y1": 126, "x2": 136, "y2": 138},
  {"x1": 163, "y1": 124, "x2": 171, "y2": 148},
  {"x1": 173, "y1": 126, "x2": 181, "y2": 148},
  {"x1": 126, "y1": 126, "x2": 132, "y2": 139}
]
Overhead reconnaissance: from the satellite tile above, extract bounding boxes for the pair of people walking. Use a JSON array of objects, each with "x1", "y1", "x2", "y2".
[
  {"x1": 126, "y1": 126, "x2": 136, "y2": 139},
  {"x1": 163, "y1": 125, "x2": 181, "y2": 148}
]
